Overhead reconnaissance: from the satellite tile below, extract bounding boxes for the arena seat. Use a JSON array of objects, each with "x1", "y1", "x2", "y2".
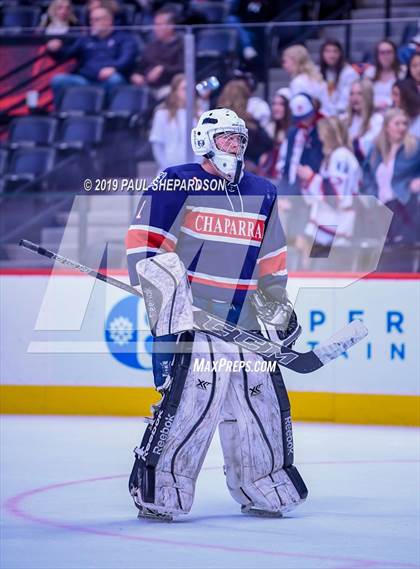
[
  {"x1": 55, "y1": 116, "x2": 104, "y2": 150},
  {"x1": 2, "y1": 6, "x2": 41, "y2": 29},
  {"x1": 56, "y1": 86, "x2": 105, "y2": 118},
  {"x1": 3, "y1": 147, "x2": 55, "y2": 190},
  {"x1": 104, "y1": 85, "x2": 151, "y2": 124},
  {"x1": 8, "y1": 117, "x2": 57, "y2": 149}
]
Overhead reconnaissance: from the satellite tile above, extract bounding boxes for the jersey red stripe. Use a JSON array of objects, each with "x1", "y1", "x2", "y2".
[
  {"x1": 125, "y1": 229, "x2": 175, "y2": 252},
  {"x1": 258, "y1": 250, "x2": 287, "y2": 277},
  {"x1": 188, "y1": 274, "x2": 258, "y2": 290}
]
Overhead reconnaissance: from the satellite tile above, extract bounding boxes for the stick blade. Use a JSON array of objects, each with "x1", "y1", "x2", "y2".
[
  {"x1": 314, "y1": 320, "x2": 368, "y2": 365},
  {"x1": 19, "y1": 239, "x2": 38, "y2": 252}
]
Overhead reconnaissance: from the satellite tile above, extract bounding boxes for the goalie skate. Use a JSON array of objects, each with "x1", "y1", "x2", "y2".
[
  {"x1": 130, "y1": 483, "x2": 174, "y2": 522},
  {"x1": 136, "y1": 505, "x2": 173, "y2": 523},
  {"x1": 241, "y1": 504, "x2": 283, "y2": 518}
]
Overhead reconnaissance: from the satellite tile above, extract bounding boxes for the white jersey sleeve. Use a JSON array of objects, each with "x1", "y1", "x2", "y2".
[
  {"x1": 303, "y1": 147, "x2": 361, "y2": 245},
  {"x1": 325, "y1": 147, "x2": 361, "y2": 206},
  {"x1": 305, "y1": 147, "x2": 361, "y2": 206},
  {"x1": 357, "y1": 113, "x2": 383, "y2": 158}
]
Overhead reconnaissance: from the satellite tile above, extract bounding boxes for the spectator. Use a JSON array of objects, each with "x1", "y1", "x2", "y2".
[
  {"x1": 87, "y1": 0, "x2": 118, "y2": 13},
  {"x1": 319, "y1": 39, "x2": 359, "y2": 115},
  {"x1": 232, "y1": 70, "x2": 271, "y2": 129},
  {"x1": 130, "y1": 6, "x2": 183, "y2": 100},
  {"x1": 87, "y1": 0, "x2": 130, "y2": 26},
  {"x1": 364, "y1": 40, "x2": 405, "y2": 111},
  {"x1": 39, "y1": 0, "x2": 78, "y2": 35},
  {"x1": 281, "y1": 45, "x2": 332, "y2": 115},
  {"x1": 149, "y1": 73, "x2": 199, "y2": 170},
  {"x1": 399, "y1": 32, "x2": 420, "y2": 66},
  {"x1": 277, "y1": 93, "x2": 324, "y2": 195},
  {"x1": 227, "y1": 0, "x2": 282, "y2": 72},
  {"x1": 362, "y1": 108, "x2": 420, "y2": 244},
  {"x1": 342, "y1": 78, "x2": 383, "y2": 162},
  {"x1": 296, "y1": 116, "x2": 361, "y2": 262},
  {"x1": 226, "y1": 0, "x2": 257, "y2": 61},
  {"x1": 258, "y1": 88, "x2": 291, "y2": 180},
  {"x1": 224, "y1": 0, "x2": 283, "y2": 77},
  {"x1": 276, "y1": 93, "x2": 325, "y2": 246},
  {"x1": 407, "y1": 52, "x2": 420, "y2": 93},
  {"x1": 217, "y1": 79, "x2": 273, "y2": 171},
  {"x1": 392, "y1": 79, "x2": 420, "y2": 138},
  {"x1": 48, "y1": 6, "x2": 138, "y2": 104}
]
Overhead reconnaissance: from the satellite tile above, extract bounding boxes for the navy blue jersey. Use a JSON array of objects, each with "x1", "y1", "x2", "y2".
[
  {"x1": 126, "y1": 163, "x2": 287, "y2": 308},
  {"x1": 53, "y1": 32, "x2": 138, "y2": 80}
]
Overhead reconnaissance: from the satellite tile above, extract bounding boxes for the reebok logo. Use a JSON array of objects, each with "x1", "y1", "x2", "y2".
[
  {"x1": 152, "y1": 413, "x2": 175, "y2": 456},
  {"x1": 284, "y1": 415, "x2": 294, "y2": 456},
  {"x1": 141, "y1": 410, "x2": 175, "y2": 459}
]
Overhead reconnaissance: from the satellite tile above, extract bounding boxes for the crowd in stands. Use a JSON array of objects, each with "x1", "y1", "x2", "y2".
[{"x1": 1, "y1": 0, "x2": 419, "y2": 270}]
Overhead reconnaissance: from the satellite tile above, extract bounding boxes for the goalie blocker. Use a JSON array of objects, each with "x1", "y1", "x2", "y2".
[{"x1": 129, "y1": 253, "x2": 308, "y2": 519}]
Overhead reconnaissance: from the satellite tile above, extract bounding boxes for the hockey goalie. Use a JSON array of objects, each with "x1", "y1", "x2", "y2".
[{"x1": 125, "y1": 108, "x2": 308, "y2": 521}]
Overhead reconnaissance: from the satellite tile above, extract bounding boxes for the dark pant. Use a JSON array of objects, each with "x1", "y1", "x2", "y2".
[
  {"x1": 386, "y1": 194, "x2": 420, "y2": 245},
  {"x1": 51, "y1": 72, "x2": 126, "y2": 107}
]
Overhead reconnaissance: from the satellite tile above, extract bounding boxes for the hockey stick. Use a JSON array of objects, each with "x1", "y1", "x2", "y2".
[{"x1": 19, "y1": 239, "x2": 368, "y2": 374}]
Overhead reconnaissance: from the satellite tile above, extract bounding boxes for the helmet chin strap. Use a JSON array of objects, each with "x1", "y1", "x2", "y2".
[{"x1": 233, "y1": 160, "x2": 243, "y2": 185}]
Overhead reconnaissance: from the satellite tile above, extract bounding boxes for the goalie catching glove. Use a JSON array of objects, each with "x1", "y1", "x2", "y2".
[{"x1": 251, "y1": 287, "x2": 302, "y2": 347}]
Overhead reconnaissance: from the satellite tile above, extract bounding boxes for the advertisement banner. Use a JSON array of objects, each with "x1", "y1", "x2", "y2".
[{"x1": 1, "y1": 273, "x2": 419, "y2": 423}]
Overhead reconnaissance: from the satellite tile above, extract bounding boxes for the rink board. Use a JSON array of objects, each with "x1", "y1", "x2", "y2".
[{"x1": 1, "y1": 272, "x2": 419, "y2": 425}]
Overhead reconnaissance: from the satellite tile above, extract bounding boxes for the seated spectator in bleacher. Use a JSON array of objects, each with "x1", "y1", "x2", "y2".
[
  {"x1": 217, "y1": 79, "x2": 273, "y2": 172},
  {"x1": 130, "y1": 6, "x2": 183, "y2": 101},
  {"x1": 226, "y1": 0, "x2": 257, "y2": 61},
  {"x1": 362, "y1": 108, "x2": 420, "y2": 245},
  {"x1": 363, "y1": 40, "x2": 405, "y2": 112},
  {"x1": 130, "y1": 0, "x2": 155, "y2": 26},
  {"x1": 88, "y1": 0, "x2": 118, "y2": 14},
  {"x1": 407, "y1": 52, "x2": 420, "y2": 94},
  {"x1": 295, "y1": 116, "x2": 361, "y2": 263},
  {"x1": 398, "y1": 32, "x2": 420, "y2": 66},
  {"x1": 47, "y1": 6, "x2": 138, "y2": 104},
  {"x1": 39, "y1": 0, "x2": 78, "y2": 35},
  {"x1": 257, "y1": 88, "x2": 291, "y2": 180},
  {"x1": 277, "y1": 93, "x2": 324, "y2": 196},
  {"x1": 226, "y1": 0, "x2": 281, "y2": 68},
  {"x1": 149, "y1": 73, "x2": 199, "y2": 170},
  {"x1": 319, "y1": 39, "x2": 359, "y2": 115},
  {"x1": 392, "y1": 79, "x2": 420, "y2": 138},
  {"x1": 282, "y1": 45, "x2": 332, "y2": 116},
  {"x1": 87, "y1": 0, "x2": 130, "y2": 26},
  {"x1": 342, "y1": 78, "x2": 383, "y2": 162}
]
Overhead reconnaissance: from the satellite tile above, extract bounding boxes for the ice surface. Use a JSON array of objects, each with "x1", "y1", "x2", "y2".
[{"x1": 1, "y1": 416, "x2": 419, "y2": 569}]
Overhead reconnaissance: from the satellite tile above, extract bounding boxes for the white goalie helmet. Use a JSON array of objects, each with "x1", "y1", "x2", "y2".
[{"x1": 191, "y1": 108, "x2": 248, "y2": 184}]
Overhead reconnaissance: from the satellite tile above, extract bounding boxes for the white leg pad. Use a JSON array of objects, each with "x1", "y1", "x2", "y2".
[
  {"x1": 219, "y1": 350, "x2": 307, "y2": 514},
  {"x1": 131, "y1": 332, "x2": 233, "y2": 517}
]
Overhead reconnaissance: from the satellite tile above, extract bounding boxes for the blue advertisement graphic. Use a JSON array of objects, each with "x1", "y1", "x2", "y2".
[{"x1": 104, "y1": 296, "x2": 153, "y2": 370}]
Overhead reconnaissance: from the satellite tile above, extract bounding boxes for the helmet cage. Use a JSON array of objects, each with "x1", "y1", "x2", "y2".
[
  {"x1": 209, "y1": 128, "x2": 248, "y2": 162},
  {"x1": 205, "y1": 126, "x2": 248, "y2": 184}
]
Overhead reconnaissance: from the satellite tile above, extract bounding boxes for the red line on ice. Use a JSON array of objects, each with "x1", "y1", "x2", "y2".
[{"x1": 3, "y1": 470, "x2": 418, "y2": 569}]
